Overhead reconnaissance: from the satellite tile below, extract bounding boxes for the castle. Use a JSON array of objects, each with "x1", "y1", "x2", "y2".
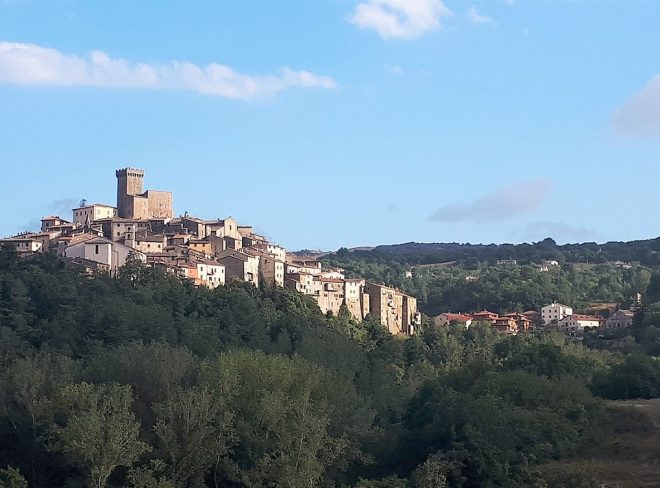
[{"x1": 116, "y1": 168, "x2": 173, "y2": 220}]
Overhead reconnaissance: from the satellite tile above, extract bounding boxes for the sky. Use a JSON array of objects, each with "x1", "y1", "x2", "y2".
[{"x1": 1, "y1": 0, "x2": 660, "y2": 251}]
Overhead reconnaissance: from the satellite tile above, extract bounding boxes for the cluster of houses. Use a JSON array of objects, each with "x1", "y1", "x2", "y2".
[
  {"x1": 434, "y1": 301, "x2": 635, "y2": 335},
  {"x1": 1, "y1": 168, "x2": 420, "y2": 336},
  {"x1": 434, "y1": 310, "x2": 536, "y2": 334}
]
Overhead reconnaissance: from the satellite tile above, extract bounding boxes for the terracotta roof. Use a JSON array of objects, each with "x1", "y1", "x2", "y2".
[
  {"x1": 440, "y1": 313, "x2": 472, "y2": 322},
  {"x1": 571, "y1": 314, "x2": 601, "y2": 321},
  {"x1": 74, "y1": 203, "x2": 116, "y2": 209},
  {"x1": 315, "y1": 277, "x2": 344, "y2": 283},
  {"x1": 136, "y1": 234, "x2": 165, "y2": 242}
]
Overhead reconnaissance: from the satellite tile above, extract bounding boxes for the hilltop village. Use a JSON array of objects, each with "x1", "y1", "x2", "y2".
[{"x1": 1, "y1": 168, "x2": 421, "y2": 335}]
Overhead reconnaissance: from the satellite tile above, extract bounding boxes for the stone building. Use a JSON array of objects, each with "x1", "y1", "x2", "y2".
[
  {"x1": 314, "y1": 277, "x2": 345, "y2": 316},
  {"x1": 0, "y1": 234, "x2": 44, "y2": 253},
  {"x1": 116, "y1": 168, "x2": 173, "y2": 220},
  {"x1": 216, "y1": 249, "x2": 259, "y2": 287},
  {"x1": 97, "y1": 218, "x2": 150, "y2": 242},
  {"x1": 605, "y1": 310, "x2": 634, "y2": 329},
  {"x1": 244, "y1": 247, "x2": 285, "y2": 287},
  {"x1": 130, "y1": 233, "x2": 167, "y2": 254},
  {"x1": 285, "y1": 272, "x2": 315, "y2": 295},
  {"x1": 41, "y1": 216, "x2": 71, "y2": 233},
  {"x1": 364, "y1": 283, "x2": 419, "y2": 335},
  {"x1": 189, "y1": 239, "x2": 213, "y2": 256},
  {"x1": 344, "y1": 278, "x2": 370, "y2": 322},
  {"x1": 252, "y1": 243, "x2": 286, "y2": 262}
]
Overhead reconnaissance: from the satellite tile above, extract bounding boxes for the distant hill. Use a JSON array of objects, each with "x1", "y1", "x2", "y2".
[{"x1": 328, "y1": 237, "x2": 660, "y2": 267}]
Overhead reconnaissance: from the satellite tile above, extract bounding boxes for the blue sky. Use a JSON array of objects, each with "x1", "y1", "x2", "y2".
[{"x1": 1, "y1": 0, "x2": 659, "y2": 250}]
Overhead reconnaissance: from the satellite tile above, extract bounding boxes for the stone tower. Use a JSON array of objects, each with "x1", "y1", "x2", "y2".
[{"x1": 116, "y1": 168, "x2": 144, "y2": 218}]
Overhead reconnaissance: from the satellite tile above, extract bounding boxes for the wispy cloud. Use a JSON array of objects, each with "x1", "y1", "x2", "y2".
[
  {"x1": 612, "y1": 74, "x2": 660, "y2": 136},
  {"x1": 18, "y1": 198, "x2": 79, "y2": 233},
  {"x1": 385, "y1": 63, "x2": 404, "y2": 75},
  {"x1": 0, "y1": 41, "x2": 337, "y2": 99},
  {"x1": 386, "y1": 203, "x2": 400, "y2": 214},
  {"x1": 49, "y1": 198, "x2": 81, "y2": 217},
  {"x1": 511, "y1": 221, "x2": 600, "y2": 244},
  {"x1": 467, "y1": 6, "x2": 495, "y2": 25},
  {"x1": 349, "y1": 0, "x2": 452, "y2": 40},
  {"x1": 428, "y1": 179, "x2": 552, "y2": 223}
]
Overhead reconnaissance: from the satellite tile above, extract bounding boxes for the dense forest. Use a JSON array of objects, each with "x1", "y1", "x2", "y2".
[
  {"x1": 2, "y1": 245, "x2": 660, "y2": 487},
  {"x1": 333, "y1": 238, "x2": 660, "y2": 267}
]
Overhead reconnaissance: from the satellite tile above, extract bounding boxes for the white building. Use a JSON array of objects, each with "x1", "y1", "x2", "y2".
[
  {"x1": 196, "y1": 260, "x2": 225, "y2": 289},
  {"x1": 541, "y1": 302, "x2": 573, "y2": 325},
  {"x1": 558, "y1": 314, "x2": 601, "y2": 332},
  {"x1": 65, "y1": 236, "x2": 144, "y2": 274},
  {"x1": 72, "y1": 203, "x2": 117, "y2": 226}
]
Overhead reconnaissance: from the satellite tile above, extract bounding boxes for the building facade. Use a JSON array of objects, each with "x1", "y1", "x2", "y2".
[
  {"x1": 605, "y1": 310, "x2": 634, "y2": 329},
  {"x1": 72, "y1": 204, "x2": 117, "y2": 226},
  {"x1": 217, "y1": 249, "x2": 259, "y2": 286},
  {"x1": 541, "y1": 303, "x2": 573, "y2": 325}
]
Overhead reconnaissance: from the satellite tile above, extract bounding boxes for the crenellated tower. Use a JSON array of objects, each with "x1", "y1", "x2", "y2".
[{"x1": 116, "y1": 168, "x2": 145, "y2": 218}]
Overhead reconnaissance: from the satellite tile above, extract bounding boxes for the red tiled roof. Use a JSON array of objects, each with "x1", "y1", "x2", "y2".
[{"x1": 442, "y1": 313, "x2": 472, "y2": 322}]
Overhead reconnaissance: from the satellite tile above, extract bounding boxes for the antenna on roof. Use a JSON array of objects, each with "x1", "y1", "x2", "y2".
[{"x1": 79, "y1": 199, "x2": 87, "y2": 207}]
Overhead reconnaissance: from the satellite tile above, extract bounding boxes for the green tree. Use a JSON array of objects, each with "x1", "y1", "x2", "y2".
[
  {"x1": 591, "y1": 354, "x2": 660, "y2": 399},
  {"x1": 410, "y1": 453, "x2": 456, "y2": 488},
  {"x1": 202, "y1": 350, "x2": 373, "y2": 488},
  {"x1": 154, "y1": 386, "x2": 234, "y2": 487},
  {"x1": 50, "y1": 383, "x2": 149, "y2": 488},
  {"x1": 0, "y1": 467, "x2": 28, "y2": 488}
]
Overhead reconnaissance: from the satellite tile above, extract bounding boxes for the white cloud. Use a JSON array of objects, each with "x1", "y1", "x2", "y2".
[
  {"x1": 385, "y1": 63, "x2": 404, "y2": 75},
  {"x1": 612, "y1": 74, "x2": 660, "y2": 136},
  {"x1": 350, "y1": 0, "x2": 452, "y2": 40},
  {"x1": 429, "y1": 179, "x2": 552, "y2": 223},
  {"x1": 467, "y1": 6, "x2": 495, "y2": 25},
  {"x1": 0, "y1": 41, "x2": 337, "y2": 99}
]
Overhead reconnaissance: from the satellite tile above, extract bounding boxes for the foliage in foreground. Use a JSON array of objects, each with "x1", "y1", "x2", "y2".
[{"x1": 0, "y1": 248, "x2": 655, "y2": 487}]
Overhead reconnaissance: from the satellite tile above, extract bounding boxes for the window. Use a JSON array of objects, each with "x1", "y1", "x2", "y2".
[{"x1": 95, "y1": 244, "x2": 99, "y2": 254}]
